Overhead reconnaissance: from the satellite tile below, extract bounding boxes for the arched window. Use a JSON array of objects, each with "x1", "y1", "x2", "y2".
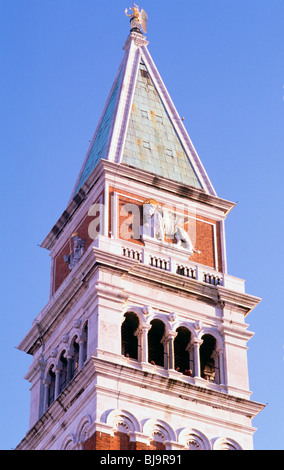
[
  {"x1": 174, "y1": 327, "x2": 193, "y2": 375},
  {"x1": 148, "y1": 320, "x2": 166, "y2": 367},
  {"x1": 200, "y1": 334, "x2": 219, "y2": 383},
  {"x1": 71, "y1": 338, "x2": 80, "y2": 379},
  {"x1": 47, "y1": 366, "x2": 56, "y2": 408},
  {"x1": 121, "y1": 312, "x2": 140, "y2": 360},
  {"x1": 59, "y1": 351, "x2": 68, "y2": 393},
  {"x1": 82, "y1": 322, "x2": 88, "y2": 364}
]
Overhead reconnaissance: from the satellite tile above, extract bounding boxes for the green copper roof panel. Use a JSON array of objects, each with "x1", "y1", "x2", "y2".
[
  {"x1": 122, "y1": 63, "x2": 202, "y2": 189},
  {"x1": 74, "y1": 69, "x2": 122, "y2": 194}
]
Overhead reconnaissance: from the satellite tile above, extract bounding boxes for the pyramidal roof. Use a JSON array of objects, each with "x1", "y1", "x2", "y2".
[{"x1": 70, "y1": 30, "x2": 216, "y2": 199}]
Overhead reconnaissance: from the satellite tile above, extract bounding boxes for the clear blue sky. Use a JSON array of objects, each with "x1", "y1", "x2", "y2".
[{"x1": 1, "y1": 0, "x2": 283, "y2": 450}]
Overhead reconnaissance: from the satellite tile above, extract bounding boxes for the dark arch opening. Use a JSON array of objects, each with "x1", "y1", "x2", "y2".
[
  {"x1": 200, "y1": 334, "x2": 218, "y2": 382},
  {"x1": 71, "y1": 337, "x2": 79, "y2": 379},
  {"x1": 82, "y1": 322, "x2": 88, "y2": 364},
  {"x1": 148, "y1": 319, "x2": 165, "y2": 367},
  {"x1": 121, "y1": 312, "x2": 139, "y2": 360},
  {"x1": 59, "y1": 351, "x2": 68, "y2": 393},
  {"x1": 47, "y1": 367, "x2": 55, "y2": 407},
  {"x1": 174, "y1": 327, "x2": 192, "y2": 374}
]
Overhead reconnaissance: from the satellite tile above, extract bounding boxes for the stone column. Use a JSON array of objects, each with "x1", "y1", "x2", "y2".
[
  {"x1": 134, "y1": 327, "x2": 143, "y2": 363},
  {"x1": 193, "y1": 338, "x2": 203, "y2": 377},
  {"x1": 186, "y1": 342, "x2": 194, "y2": 374},
  {"x1": 54, "y1": 366, "x2": 62, "y2": 399},
  {"x1": 162, "y1": 331, "x2": 177, "y2": 370},
  {"x1": 141, "y1": 324, "x2": 151, "y2": 363},
  {"x1": 66, "y1": 347, "x2": 74, "y2": 384},
  {"x1": 215, "y1": 346, "x2": 225, "y2": 385},
  {"x1": 78, "y1": 333, "x2": 87, "y2": 370},
  {"x1": 43, "y1": 377, "x2": 51, "y2": 411}
]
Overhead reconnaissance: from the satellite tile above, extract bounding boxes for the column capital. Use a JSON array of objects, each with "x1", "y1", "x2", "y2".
[
  {"x1": 142, "y1": 323, "x2": 152, "y2": 331},
  {"x1": 162, "y1": 331, "x2": 177, "y2": 344},
  {"x1": 193, "y1": 337, "x2": 203, "y2": 346}
]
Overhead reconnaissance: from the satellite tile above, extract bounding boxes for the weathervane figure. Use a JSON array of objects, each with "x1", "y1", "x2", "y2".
[{"x1": 125, "y1": 3, "x2": 148, "y2": 34}]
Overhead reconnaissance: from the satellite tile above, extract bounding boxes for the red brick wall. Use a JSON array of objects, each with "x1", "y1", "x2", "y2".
[
  {"x1": 84, "y1": 431, "x2": 166, "y2": 451},
  {"x1": 52, "y1": 186, "x2": 223, "y2": 293},
  {"x1": 53, "y1": 192, "x2": 103, "y2": 293},
  {"x1": 109, "y1": 187, "x2": 223, "y2": 270}
]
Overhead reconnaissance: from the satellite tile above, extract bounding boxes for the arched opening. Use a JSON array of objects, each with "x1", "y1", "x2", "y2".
[
  {"x1": 82, "y1": 322, "x2": 88, "y2": 365},
  {"x1": 148, "y1": 320, "x2": 166, "y2": 367},
  {"x1": 174, "y1": 327, "x2": 193, "y2": 375},
  {"x1": 71, "y1": 338, "x2": 80, "y2": 379},
  {"x1": 47, "y1": 366, "x2": 56, "y2": 407},
  {"x1": 200, "y1": 334, "x2": 219, "y2": 383},
  {"x1": 59, "y1": 351, "x2": 68, "y2": 393},
  {"x1": 121, "y1": 312, "x2": 140, "y2": 360}
]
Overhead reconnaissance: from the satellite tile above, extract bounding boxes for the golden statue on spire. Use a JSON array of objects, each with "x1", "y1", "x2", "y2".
[{"x1": 125, "y1": 3, "x2": 148, "y2": 34}]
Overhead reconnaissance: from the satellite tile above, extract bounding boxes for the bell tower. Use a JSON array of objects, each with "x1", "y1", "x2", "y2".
[{"x1": 16, "y1": 8, "x2": 264, "y2": 451}]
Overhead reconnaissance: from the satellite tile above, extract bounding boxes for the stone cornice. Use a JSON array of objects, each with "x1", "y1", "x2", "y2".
[
  {"x1": 217, "y1": 285, "x2": 261, "y2": 316},
  {"x1": 93, "y1": 246, "x2": 219, "y2": 302},
  {"x1": 123, "y1": 31, "x2": 149, "y2": 50},
  {"x1": 105, "y1": 161, "x2": 236, "y2": 214},
  {"x1": 16, "y1": 356, "x2": 265, "y2": 450},
  {"x1": 92, "y1": 357, "x2": 265, "y2": 421},
  {"x1": 18, "y1": 244, "x2": 260, "y2": 355},
  {"x1": 93, "y1": 247, "x2": 260, "y2": 315}
]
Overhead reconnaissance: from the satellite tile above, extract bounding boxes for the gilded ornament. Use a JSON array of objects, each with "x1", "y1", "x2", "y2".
[{"x1": 125, "y1": 3, "x2": 148, "y2": 33}]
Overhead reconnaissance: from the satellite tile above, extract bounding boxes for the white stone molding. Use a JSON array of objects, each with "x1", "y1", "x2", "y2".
[
  {"x1": 56, "y1": 347, "x2": 67, "y2": 363},
  {"x1": 142, "y1": 419, "x2": 176, "y2": 449},
  {"x1": 62, "y1": 334, "x2": 69, "y2": 344},
  {"x1": 75, "y1": 414, "x2": 93, "y2": 449},
  {"x1": 67, "y1": 335, "x2": 78, "y2": 354},
  {"x1": 178, "y1": 428, "x2": 211, "y2": 450},
  {"x1": 110, "y1": 37, "x2": 142, "y2": 166},
  {"x1": 169, "y1": 312, "x2": 176, "y2": 322},
  {"x1": 123, "y1": 31, "x2": 149, "y2": 51},
  {"x1": 122, "y1": 306, "x2": 145, "y2": 325},
  {"x1": 212, "y1": 437, "x2": 242, "y2": 450},
  {"x1": 105, "y1": 409, "x2": 141, "y2": 436},
  {"x1": 43, "y1": 359, "x2": 56, "y2": 378},
  {"x1": 59, "y1": 415, "x2": 93, "y2": 450},
  {"x1": 143, "y1": 305, "x2": 153, "y2": 316},
  {"x1": 61, "y1": 434, "x2": 75, "y2": 451},
  {"x1": 145, "y1": 312, "x2": 171, "y2": 332},
  {"x1": 194, "y1": 320, "x2": 203, "y2": 331},
  {"x1": 173, "y1": 321, "x2": 197, "y2": 339},
  {"x1": 197, "y1": 327, "x2": 223, "y2": 347},
  {"x1": 50, "y1": 348, "x2": 57, "y2": 358},
  {"x1": 73, "y1": 319, "x2": 81, "y2": 329}
]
